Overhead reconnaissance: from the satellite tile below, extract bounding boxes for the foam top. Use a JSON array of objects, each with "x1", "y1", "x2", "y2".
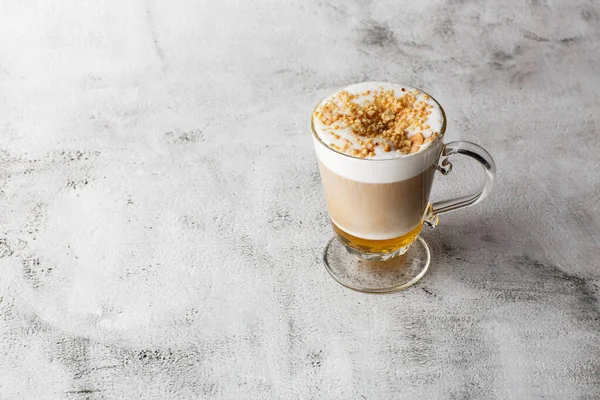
[{"x1": 311, "y1": 82, "x2": 446, "y2": 183}]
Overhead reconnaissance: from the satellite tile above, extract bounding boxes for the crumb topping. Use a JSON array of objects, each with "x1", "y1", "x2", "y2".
[{"x1": 313, "y1": 87, "x2": 439, "y2": 158}]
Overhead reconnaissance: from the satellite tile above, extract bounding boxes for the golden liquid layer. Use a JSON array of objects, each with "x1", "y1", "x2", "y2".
[{"x1": 332, "y1": 221, "x2": 423, "y2": 255}]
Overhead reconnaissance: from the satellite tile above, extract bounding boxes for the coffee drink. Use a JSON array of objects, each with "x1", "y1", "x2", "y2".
[
  {"x1": 311, "y1": 81, "x2": 495, "y2": 292},
  {"x1": 311, "y1": 82, "x2": 445, "y2": 257}
]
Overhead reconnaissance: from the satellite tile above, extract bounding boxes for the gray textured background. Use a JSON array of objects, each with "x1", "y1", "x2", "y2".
[{"x1": 1, "y1": 0, "x2": 599, "y2": 399}]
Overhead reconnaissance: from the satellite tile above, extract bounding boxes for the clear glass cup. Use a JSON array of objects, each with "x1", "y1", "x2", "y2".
[{"x1": 311, "y1": 82, "x2": 496, "y2": 293}]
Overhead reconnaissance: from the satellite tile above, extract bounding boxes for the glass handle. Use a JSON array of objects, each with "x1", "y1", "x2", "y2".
[{"x1": 424, "y1": 141, "x2": 496, "y2": 228}]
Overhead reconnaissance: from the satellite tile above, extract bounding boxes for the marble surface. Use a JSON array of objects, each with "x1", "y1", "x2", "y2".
[{"x1": 1, "y1": 0, "x2": 599, "y2": 398}]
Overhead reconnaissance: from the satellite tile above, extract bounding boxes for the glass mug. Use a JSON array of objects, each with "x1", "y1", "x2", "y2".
[{"x1": 311, "y1": 82, "x2": 496, "y2": 293}]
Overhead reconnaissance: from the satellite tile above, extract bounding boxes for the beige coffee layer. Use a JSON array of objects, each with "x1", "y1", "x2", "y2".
[{"x1": 318, "y1": 161, "x2": 436, "y2": 240}]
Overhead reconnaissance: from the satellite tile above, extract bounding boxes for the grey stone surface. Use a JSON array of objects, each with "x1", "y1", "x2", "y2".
[{"x1": 1, "y1": 0, "x2": 599, "y2": 398}]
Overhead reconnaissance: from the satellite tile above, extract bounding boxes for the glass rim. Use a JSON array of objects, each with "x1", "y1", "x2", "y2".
[{"x1": 310, "y1": 81, "x2": 447, "y2": 161}]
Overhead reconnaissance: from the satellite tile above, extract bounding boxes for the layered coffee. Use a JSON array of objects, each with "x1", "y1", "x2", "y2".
[{"x1": 312, "y1": 82, "x2": 445, "y2": 255}]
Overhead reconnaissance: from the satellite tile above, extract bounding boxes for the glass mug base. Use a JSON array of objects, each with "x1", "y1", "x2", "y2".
[{"x1": 323, "y1": 235, "x2": 431, "y2": 293}]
